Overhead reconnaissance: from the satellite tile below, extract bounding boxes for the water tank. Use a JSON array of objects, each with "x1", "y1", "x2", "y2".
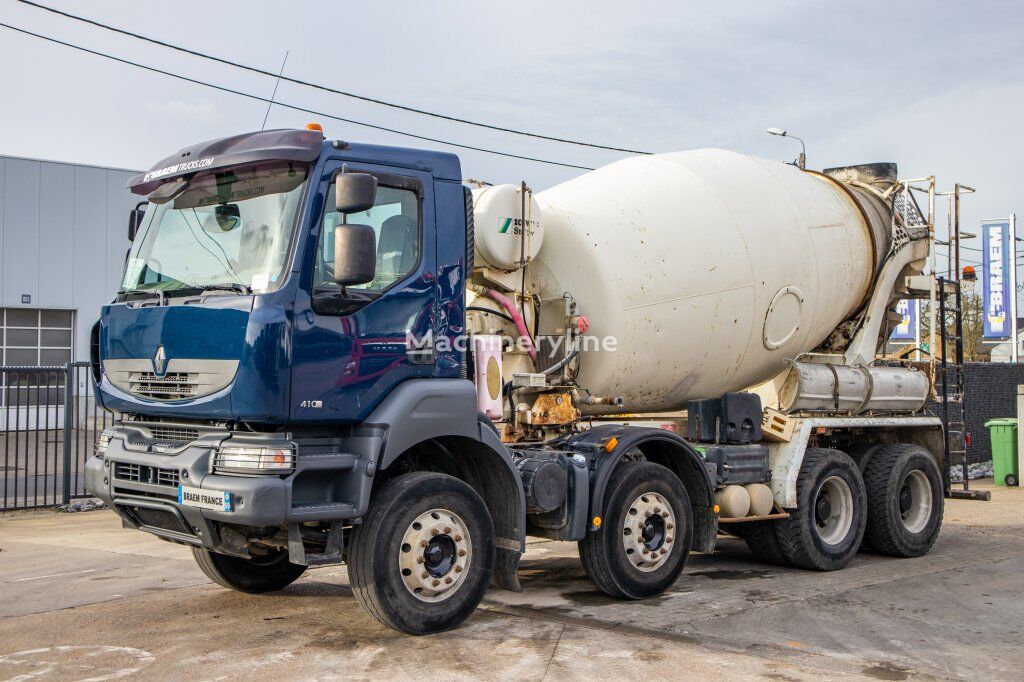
[
  {"x1": 529, "y1": 149, "x2": 892, "y2": 413},
  {"x1": 471, "y1": 184, "x2": 543, "y2": 272}
]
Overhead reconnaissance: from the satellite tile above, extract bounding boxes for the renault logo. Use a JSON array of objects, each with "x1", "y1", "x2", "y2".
[{"x1": 152, "y1": 345, "x2": 168, "y2": 376}]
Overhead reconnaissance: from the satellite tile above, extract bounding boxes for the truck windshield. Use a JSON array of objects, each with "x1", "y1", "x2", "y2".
[{"x1": 122, "y1": 162, "x2": 308, "y2": 295}]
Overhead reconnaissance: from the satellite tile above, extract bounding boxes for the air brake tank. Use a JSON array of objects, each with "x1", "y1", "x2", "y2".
[{"x1": 528, "y1": 149, "x2": 893, "y2": 413}]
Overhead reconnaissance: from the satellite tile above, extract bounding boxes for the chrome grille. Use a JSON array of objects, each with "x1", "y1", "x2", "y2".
[{"x1": 128, "y1": 372, "x2": 197, "y2": 400}]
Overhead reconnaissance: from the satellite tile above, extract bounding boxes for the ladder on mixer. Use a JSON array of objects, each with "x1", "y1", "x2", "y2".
[{"x1": 937, "y1": 277, "x2": 990, "y2": 500}]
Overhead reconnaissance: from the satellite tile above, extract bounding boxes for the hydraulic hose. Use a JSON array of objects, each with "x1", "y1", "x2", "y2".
[
  {"x1": 480, "y1": 288, "x2": 537, "y2": 361},
  {"x1": 466, "y1": 305, "x2": 515, "y2": 325},
  {"x1": 542, "y1": 346, "x2": 579, "y2": 375}
]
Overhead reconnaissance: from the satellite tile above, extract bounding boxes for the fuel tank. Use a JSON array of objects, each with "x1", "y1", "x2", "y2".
[{"x1": 529, "y1": 149, "x2": 893, "y2": 413}]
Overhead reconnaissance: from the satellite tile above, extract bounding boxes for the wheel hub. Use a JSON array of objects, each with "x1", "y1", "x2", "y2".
[
  {"x1": 813, "y1": 476, "x2": 854, "y2": 546},
  {"x1": 899, "y1": 469, "x2": 933, "y2": 534},
  {"x1": 899, "y1": 485, "x2": 913, "y2": 515},
  {"x1": 622, "y1": 492, "x2": 675, "y2": 572},
  {"x1": 423, "y1": 536, "x2": 457, "y2": 577},
  {"x1": 641, "y1": 514, "x2": 666, "y2": 550},
  {"x1": 399, "y1": 509, "x2": 472, "y2": 602},
  {"x1": 815, "y1": 494, "x2": 832, "y2": 525}
]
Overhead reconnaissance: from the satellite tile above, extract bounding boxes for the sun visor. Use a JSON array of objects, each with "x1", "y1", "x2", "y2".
[
  {"x1": 170, "y1": 164, "x2": 308, "y2": 209},
  {"x1": 127, "y1": 128, "x2": 324, "y2": 195}
]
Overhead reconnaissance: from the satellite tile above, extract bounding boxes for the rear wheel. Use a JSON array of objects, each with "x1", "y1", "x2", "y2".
[
  {"x1": 730, "y1": 521, "x2": 789, "y2": 566},
  {"x1": 191, "y1": 547, "x2": 306, "y2": 593},
  {"x1": 845, "y1": 442, "x2": 882, "y2": 553},
  {"x1": 579, "y1": 461, "x2": 692, "y2": 599},
  {"x1": 348, "y1": 472, "x2": 494, "y2": 635},
  {"x1": 863, "y1": 444, "x2": 943, "y2": 557},
  {"x1": 775, "y1": 448, "x2": 866, "y2": 571}
]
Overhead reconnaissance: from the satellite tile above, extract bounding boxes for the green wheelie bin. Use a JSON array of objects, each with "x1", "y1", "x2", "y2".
[{"x1": 985, "y1": 418, "x2": 1020, "y2": 486}]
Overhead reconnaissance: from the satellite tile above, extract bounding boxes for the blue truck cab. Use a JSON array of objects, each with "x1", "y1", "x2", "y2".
[{"x1": 86, "y1": 127, "x2": 717, "y2": 634}]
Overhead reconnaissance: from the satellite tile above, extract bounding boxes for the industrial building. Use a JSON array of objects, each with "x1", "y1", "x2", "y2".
[{"x1": 0, "y1": 154, "x2": 138, "y2": 368}]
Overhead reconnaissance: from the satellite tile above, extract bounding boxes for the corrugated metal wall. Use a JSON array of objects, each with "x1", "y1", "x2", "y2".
[{"x1": 0, "y1": 155, "x2": 138, "y2": 362}]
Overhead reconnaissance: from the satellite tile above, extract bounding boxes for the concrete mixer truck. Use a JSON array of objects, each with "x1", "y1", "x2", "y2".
[{"x1": 85, "y1": 126, "x2": 946, "y2": 634}]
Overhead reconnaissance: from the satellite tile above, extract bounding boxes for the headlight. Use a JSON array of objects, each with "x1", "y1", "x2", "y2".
[
  {"x1": 214, "y1": 445, "x2": 295, "y2": 473},
  {"x1": 94, "y1": 432, "x2": 112, "y2": 459}
]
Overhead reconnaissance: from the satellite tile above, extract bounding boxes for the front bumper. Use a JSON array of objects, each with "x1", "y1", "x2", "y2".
[{"x1": 86, "y1": 425, "x2": 369, "y2": 551}]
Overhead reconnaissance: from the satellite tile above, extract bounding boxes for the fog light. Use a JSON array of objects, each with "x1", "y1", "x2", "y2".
[
  {"x1": 214, "y1": 446, "x2": 295, "y2": 474},
  {"x1": 94, "y1": 432, "x2": 112, "y2": 459}
]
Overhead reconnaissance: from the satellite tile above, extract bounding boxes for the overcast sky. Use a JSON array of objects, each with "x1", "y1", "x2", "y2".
[{"x1": 1, "y1": 0, "x2": 1021, "y2": 267}]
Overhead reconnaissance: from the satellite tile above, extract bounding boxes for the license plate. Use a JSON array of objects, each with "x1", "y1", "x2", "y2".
[{"x1": 178, "y1": 485, "x2": 232, "y2": 512}]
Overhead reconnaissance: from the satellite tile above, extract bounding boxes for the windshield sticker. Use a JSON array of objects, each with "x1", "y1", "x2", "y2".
[
  {"x1": 122, "y1": 258, "x2": 145, "y2": 288},
  {"x1": 251, "y1": 273, "x2": 270, "y2": 291},
  {"x1": 142, "y1": 156, "x2": 215, "y2": 184}
]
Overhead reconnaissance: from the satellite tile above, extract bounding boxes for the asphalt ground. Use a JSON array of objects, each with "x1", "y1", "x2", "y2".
[{"x1": 1, "y1": 480, "x2": 1021, "y2": 680}]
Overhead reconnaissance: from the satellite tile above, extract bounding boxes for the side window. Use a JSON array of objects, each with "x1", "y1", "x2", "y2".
[{"x1": 315, "y1": 182, "x2": 420, "y2": 292}]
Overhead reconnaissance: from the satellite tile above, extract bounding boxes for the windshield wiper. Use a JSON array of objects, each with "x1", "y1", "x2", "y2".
[
  {"x1": 198, "y1": 283, "x2": 252, "y2": 296},
  {"x1": 117, "y1": 288, "x2": 166, "y2": 306}
]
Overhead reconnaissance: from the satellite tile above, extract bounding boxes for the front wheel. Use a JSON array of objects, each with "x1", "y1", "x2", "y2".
[
  {"x1": 775, "y1": 448, "x2": 866, "y2": 571},
  {"x1": 579, "y1": 461, "x2": 692, "y2": 599},
  {"x1": 191, "y1": 547, "x2": 306, "y2": 593},
  {"x1": 347, "y1": 472, "x2": 495, "y2": 635}
]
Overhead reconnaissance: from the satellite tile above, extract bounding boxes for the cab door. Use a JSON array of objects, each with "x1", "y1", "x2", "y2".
[{"x1": 290, "y1": 161, "x2": 436, "y2": 422}]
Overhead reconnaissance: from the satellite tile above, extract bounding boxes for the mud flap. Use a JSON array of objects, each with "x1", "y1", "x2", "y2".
[{"x1": 491, "y1": 547, "x2": 523, "y2": 592}]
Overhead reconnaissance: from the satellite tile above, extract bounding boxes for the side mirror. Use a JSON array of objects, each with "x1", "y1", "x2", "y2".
[
  {"x1": 128, "y1": 202, "x2": 147, "y2": 241},
  {"x1": 335, "y1": 172, "x2": 377, "y2": 214},
  {"x1": 333, "y1": 223, "x2": 376, "y2": 286}
]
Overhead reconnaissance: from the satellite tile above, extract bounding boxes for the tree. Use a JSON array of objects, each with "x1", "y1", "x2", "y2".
[{"x1": 917, "y1": 291, "x2": 990, "y2": 362}]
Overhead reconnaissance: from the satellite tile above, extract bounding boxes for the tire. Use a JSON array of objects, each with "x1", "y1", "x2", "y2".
[
  {"x1": 191, "y1": 547, "x2": 306, "y2": 593},
  {"x1": 730, "y1": 521, "x2": 789, "y2": 566},
  {"x1": 579, "y1": 461, "x2": 692, "y2": 599},
  {"x1": 844, "y1": 442, "x2": 882, "y2": 473},
  {"x1": 1006, "y1": 473, "x2": 1019, "y2": 487},
  {"x1": 863, "y1": 444, "x2": 944, "y2": 557},
  {"x1": 348, "y1": 472, "x2": 494, "y2": 635},
  {"x1": 775, "y1": 448, "x2": 866, "y2": 571},
  {"x1": 845, "y1": 442, "x2": 882, "y2": 553}
]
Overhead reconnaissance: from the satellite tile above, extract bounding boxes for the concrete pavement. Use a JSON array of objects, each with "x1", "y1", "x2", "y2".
[{"x1": 1, "y1": 481, "x2": 1022, "y2": 680}]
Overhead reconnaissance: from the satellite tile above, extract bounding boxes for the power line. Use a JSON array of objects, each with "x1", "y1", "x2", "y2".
[
  {"x1": 260, "y1": 50, "x2": 289, "y2": 131},
  {"x1": 935, "y1": 242, "x2": 983, "y2": 253},
  {"x1": 0, "y1": 21, "x2": 596, "y2": 171},
  {"x1": 14, "y1": 0, "x2": 651, "y2": 156}
]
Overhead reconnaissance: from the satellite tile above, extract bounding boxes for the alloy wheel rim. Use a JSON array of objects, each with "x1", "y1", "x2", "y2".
[
  {"x1": 814, "y1": 476, "x2": 854, "y2": 545},
  {"x1": 622, "y1": 492, "x2": 676, "y2": 572},
  {"x1": 399, "y1": 508, "x2": 472, "y2": 602},
  {"x1": 899, "y1": 469, "x2": 933, "y2": 534}
]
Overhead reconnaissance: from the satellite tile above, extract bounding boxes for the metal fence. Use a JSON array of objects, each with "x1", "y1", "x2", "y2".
[{"x1": 1, "y1": 362, "x2": 114, "y2": 510}]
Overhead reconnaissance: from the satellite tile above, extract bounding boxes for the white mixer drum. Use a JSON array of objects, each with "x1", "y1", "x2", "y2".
[
  {"x1": 471, "y1": 184, "x2": 544, "y2": 272},
  {"x1": 530, "y1": 149, "x2": 888, "y2": 413}
]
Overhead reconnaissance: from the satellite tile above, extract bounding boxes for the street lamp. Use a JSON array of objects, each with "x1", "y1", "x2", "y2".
[{"x1": 766, "y1": 127, "x2": 806, "y2": 170}]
